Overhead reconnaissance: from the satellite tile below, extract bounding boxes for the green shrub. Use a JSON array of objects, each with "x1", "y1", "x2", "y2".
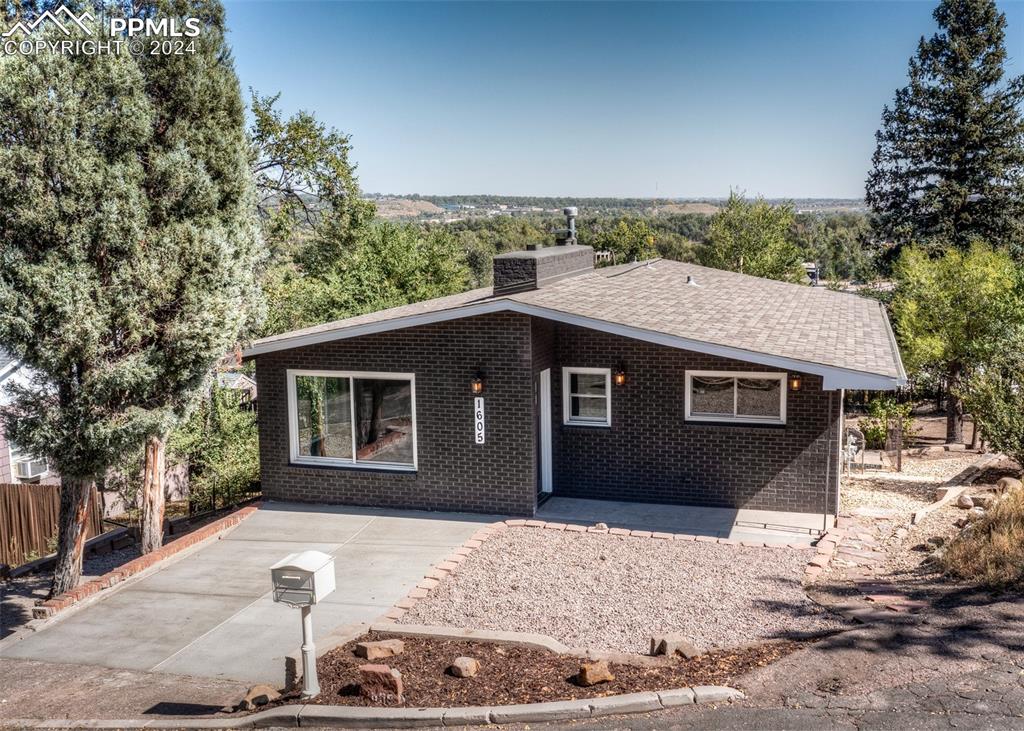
[{"x1": 858, "y1": 397, "x2": 915, "y2": 449}]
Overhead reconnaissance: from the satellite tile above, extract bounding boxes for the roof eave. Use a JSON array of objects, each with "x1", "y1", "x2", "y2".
[{"x1": 243, "y1": 300, "x2": 904, "y2": 391}]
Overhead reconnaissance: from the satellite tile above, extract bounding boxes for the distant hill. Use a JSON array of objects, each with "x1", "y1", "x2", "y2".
[
  {"x1": 373, "y1": 197, "x2": 446, "y2": 220},
  {"x1": 654, "y1": 202, "x2": 720, "y2": 215}
]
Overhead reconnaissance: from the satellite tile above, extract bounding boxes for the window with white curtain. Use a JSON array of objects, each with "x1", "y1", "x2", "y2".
[{"x1": 685, "y1": 371, "x2": 786, "y2": 424}]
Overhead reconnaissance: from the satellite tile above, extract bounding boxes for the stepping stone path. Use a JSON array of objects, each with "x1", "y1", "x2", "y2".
[{"x1": 805, "y1": 515, "x2": 930, "y2": 621}]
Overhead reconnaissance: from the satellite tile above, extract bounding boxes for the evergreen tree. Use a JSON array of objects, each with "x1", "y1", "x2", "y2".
[
  {"x1": 866, "y1": 0, "x2": 1024, "y2": 257},
  {"x1": 0, "y1": 1, "x2": 264, "y2": 592}
]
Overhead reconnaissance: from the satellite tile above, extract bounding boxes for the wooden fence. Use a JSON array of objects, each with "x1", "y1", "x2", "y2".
[{"x1": 0, "y1": 483, "x2": 103, "y2": 568}]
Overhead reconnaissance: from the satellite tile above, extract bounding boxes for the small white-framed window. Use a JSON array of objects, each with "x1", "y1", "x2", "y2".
[
  {"x1": 685, "y1": 371, "x2": 786, "y2": 425},
  {"x1": 287, "y1": 369, "x2": 417, "y2": 471},
  {"x1": 562, "y1": 367, "x2": 611, "y2": 427}
]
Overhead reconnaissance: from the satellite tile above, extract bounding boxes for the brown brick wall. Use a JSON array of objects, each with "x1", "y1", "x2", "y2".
[
  {"x1": 254, "y1": 315, "x2": 840, "y2": 517},
  {"x1": 549, "y1": 324, "x2": 840, "y2": 514},
  {"x1": 255, "y1": 313, "x2": 537, "y2": 515}
]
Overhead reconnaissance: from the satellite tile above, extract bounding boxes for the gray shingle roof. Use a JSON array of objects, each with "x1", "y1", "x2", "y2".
[{"x1": 246, "y1": 259, "x2": 904, "y2": 385}]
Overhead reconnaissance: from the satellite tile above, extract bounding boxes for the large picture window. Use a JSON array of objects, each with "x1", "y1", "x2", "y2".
[
  {"x1": 562, "y1": 367, "x2": 611, "y2": 427},
  {"x1": 288, "y1": 370, "x2": 416, "y2": 469},
  {"x1": 685, "y1": 371, "x2": 786, "y2": 425}
]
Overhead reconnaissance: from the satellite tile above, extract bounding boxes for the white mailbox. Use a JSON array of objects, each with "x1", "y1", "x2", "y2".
[{"x1": 270, "y1": 550, "x2": 336, "y2": 607}]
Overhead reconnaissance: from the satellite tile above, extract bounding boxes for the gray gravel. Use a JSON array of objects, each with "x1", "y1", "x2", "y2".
[{"x1": 400, "y1": 529, "x2": 847, "y2": 654}]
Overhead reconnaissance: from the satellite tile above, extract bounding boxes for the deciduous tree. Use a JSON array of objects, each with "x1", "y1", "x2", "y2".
[
  {"x1": 892, "y1": 243, "x2": 1022, "y2": 443},
  {"x1": 698, "y1": 192, "x2": 805, "y2": 282}
]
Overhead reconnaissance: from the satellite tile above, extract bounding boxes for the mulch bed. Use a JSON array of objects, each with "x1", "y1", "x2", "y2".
[{"x1": 273, "y1": 631, "x2": 803, "y2": 708}]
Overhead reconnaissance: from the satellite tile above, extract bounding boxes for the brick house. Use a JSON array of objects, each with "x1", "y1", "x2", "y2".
[{"x1": 244, "y1": 245, "x2": 905, "y2": 523}]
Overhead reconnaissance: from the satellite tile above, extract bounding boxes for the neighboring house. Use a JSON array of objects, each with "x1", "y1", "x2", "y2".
[
  {"x1": 243, "y1": 244, "x2": 905, "y2": 524},
  {"x1": 217, "y1": 370, "x2": 258, "y2": 407},
  {"x1": 0, "y1": 349, "x2": 57, "y2": 485}
]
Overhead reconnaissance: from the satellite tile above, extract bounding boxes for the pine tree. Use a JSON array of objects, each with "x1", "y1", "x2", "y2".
[
  {"x1": 866, "y1": 0, "x2": 1024, "y2": 257},
  {"x1": 0, "y1": 1, "x2": 264, "y2": 593}
]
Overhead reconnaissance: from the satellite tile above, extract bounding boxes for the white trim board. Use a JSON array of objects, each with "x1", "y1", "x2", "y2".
[{"x1": 246, "y1": 301, "x2": 905, "y2": 391}]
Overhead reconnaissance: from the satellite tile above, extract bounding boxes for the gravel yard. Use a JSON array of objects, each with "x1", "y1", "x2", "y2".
[
  {"x1": 400, "y1": 529, "x2": 847, "y2": 654},
  {"x1": 841, "y1": 453, "x2": 979, "y2": 519}
]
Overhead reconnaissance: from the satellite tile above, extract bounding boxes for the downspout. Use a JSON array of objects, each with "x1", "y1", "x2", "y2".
[{"x1": 824, "y1": 391, "x2": 833, "y2": 535}]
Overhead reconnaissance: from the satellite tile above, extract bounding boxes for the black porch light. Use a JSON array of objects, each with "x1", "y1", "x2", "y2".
[
  {"x1": 788, "y1": 373, "x2": 802, "y2": 392},
  {"x1": 613, "y1": 363, "x2": 627, "y2": 386},
  {"x1": 471, "y1": 371, "x2": 485, "y2": 395}
]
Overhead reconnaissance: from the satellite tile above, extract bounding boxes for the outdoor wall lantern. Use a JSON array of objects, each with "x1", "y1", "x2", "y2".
[
  {"x1": 613, "y1": 364, "x2": 627, "y2": 386},
  {"x1": 788, "y1": 373, "x2": 802, "y2": 392},
  {"x1": 471, "y1": 371, "x2": 485, "y2": 395}
]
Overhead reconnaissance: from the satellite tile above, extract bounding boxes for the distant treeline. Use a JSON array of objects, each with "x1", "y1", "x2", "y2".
[{"x1": 369, "y1": 193, "x2": 866, "y2": 211}]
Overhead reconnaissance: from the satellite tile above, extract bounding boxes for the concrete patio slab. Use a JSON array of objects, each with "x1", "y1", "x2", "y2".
[
  {"x1": 1, "y1": 502, "x2": 496, "y2": 685},
  {"x1": 538, "y1": 497, "x2": 830, "y2": 544}
]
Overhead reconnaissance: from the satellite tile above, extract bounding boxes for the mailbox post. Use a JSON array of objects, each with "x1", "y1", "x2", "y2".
[{"x1": 270, "y1": 550, "x2": 336, "y2": 698}]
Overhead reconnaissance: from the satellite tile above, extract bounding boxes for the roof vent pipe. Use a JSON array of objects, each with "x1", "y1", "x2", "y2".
[
  {"x1": 554, "y1": 207, "x2": 578, "y2": 246},
  {"x1": 686, "y1": 275, "x2": 699, "y2": 286}
]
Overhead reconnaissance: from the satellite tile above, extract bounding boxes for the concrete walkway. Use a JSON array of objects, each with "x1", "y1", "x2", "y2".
[
  {"x1": 538, "y1": 497, "x2": 831, "y2": 544},
  {"x1": 0, "y1": 502, "x2": 495, "y2": 686}
]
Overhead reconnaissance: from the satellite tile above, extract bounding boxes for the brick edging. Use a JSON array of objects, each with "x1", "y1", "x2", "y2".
[
  {"x1": 378, "y1": 519, "x2": 815, "y2": 623},
  {"x1": 32, "y1": 504, "x2": 261, "y2": 620}
]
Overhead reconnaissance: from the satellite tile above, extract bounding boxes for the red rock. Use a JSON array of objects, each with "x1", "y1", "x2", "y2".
[
  {"x1": 358, "y1": 664, "x2": 404, "y2": 704},
  {"x1": 355, "y1": 639, "x2": 405, "y2": 660},
  {"x1": 575, "y1": 660, "x2": 615, "y2": 687}
]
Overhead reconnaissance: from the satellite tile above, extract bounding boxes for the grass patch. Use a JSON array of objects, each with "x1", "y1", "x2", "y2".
[{"x1": 941, "y1": 489, "x2": 1024, "y2": 588}]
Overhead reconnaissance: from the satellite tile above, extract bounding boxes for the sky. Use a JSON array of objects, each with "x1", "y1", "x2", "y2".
[{"x1": 224, "y1": 1, "x2": 1024, "y2": 199}]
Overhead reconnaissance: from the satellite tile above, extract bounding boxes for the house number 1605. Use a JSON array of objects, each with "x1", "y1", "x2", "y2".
[{"x1": 474, "y1": 397, "x2": 485, "y2": 444}]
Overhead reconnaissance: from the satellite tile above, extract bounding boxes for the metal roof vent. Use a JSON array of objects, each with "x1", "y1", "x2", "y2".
[
  {"x1": 686, "y1": 274, "x2": 700, "y2": 286},
  {"x1": 554, "y1": 207, "x2": 578, "y2": 246}
]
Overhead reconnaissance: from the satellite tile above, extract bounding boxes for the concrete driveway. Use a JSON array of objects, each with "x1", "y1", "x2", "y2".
[{"x1": 0, "y1": 503, "x2": 496, "y2": 685}]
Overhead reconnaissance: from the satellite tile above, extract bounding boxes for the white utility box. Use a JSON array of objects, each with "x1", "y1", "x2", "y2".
[{"x1": 270, "y1": 550, "x2": 336, "y2": 607}]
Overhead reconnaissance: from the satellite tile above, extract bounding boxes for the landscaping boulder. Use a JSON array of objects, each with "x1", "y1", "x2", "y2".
[
  {"x1": 956, "y1": 494, "x2": 975, "y2": 509},
  {"x1": 236, "y1": 684, "x2": 281, "y2": 711},
  {"x1": 358, "y1": 664, "x2": 404, "y2": 704},
  {"x1": 966, "y1": 506, "x2": 986, "y2": 521},
  {"x1": 997, "y1": 477, "x2": 1022, "y2": 494},
  {"x1": 448, "y1": 656, "x2": 480, "y2": 678},
  {"x1": 355, "y1": 638, "x2": 405, "y2": 660},
  {"x1": 926, "y1": 536, "x2": 946, "y2": 549},
  {"x1": 649, "y1": 633, "x2": 702, "y2": 659},
  {"x1": 575, "y1": 660, "x2": 615, "y2": 687}
]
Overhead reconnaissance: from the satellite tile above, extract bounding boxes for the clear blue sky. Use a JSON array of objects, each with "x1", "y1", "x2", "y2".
[{"x1": 224, "y1": 1, "x2": 1024, "y2": 199}]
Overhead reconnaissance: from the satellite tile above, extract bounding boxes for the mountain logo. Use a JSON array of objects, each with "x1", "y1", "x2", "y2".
[{"x1": 2, "y1": 6, "x2": 95, "y2": 38}]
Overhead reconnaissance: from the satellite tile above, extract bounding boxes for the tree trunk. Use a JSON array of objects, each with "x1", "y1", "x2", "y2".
[
  {"x1": 946, "y1": 365, "x2": 964, "y2": 444},
  {"x1": 140, "y1": 435, "x2": 166, "y2": 554},
  {"x1": 50, "y1": 477, "x2": 94, "y2": 598}
]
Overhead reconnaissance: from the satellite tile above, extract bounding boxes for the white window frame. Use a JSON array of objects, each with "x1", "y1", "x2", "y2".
[
  {"x1": 287, "y1": 369, "x2": 417, "y2": 471},
  {"x1": 562, "y1": 367, "x2": 612, "y2": 427},
  {"x1": 684, "y1": 370, "x2": 787, "y2": 425}
]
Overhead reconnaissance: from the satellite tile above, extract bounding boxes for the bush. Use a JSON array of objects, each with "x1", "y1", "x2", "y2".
[
  {"x1": 169, "y1": 382, "x2": 259, "y2": 512},
  {"x1": 941, "y1": 488, "x2": 1024, "y2": 588},
  {"x1": 961, "y1": 348, "x2": 1024, "y2": 465},
  {"x1": 858, "y1": 397, "x2": 915, "y2": 449}
]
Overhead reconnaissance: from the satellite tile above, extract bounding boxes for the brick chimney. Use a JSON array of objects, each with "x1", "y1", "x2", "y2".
[{"x1": 492, "y1": 244, "x2": 594, "y2": 295}]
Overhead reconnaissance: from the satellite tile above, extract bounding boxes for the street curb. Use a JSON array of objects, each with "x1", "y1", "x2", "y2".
[{"x1": 2, "y1": 686, "x2": 744, "y2": 728}]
